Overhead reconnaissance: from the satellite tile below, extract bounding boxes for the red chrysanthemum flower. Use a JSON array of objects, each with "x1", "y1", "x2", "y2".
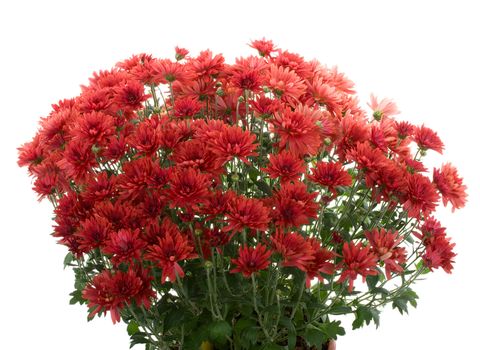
[
  {"x1": 338, "y1": 242, "x2": 378, "y2": 293},
  {"x1": 272, "y1": 182, "x2": 319, "y2": 229},
  {"x1": 413, "y1": 125, "x2": 444, "y2": 154},
  {"x1": 207, "y1": 125, "x2": 258, "y2": 166},
  {"x1": 270, "y1": 230, "x2": 315, "y2": 271},
  {"x1": 57, "y1": 140, "x2": 96, "y2": 182},
  {"x1": 77, "y1": 215, "x2": 112, "y2": 252},
  {"x1": 368, "y1": 94, "x2": 400, "y2": 120},
  {"x1": 114, "y1": 80, "x2": 150, "y2": 110},
  {"x1": 263, "y1": 151, "x2": 306, "y2": 184},
  {"x1": 224, "y1": 194, "x2": 270, "y2": 233},
  {"x1": 365, "y1": 228, "x2": 407, "y2": 279},
  {"x1": 102, "y1": 228, "x2": 147, "y2": 266},
  {"x1": 175, "y1": 46, "x2": 189, "y2": 61},
  {"x1": 266, "y1": 65, "x2": 306, "y2": 105},
  {"x1": 414, "y1": 217, "x2": 456, "y2": 273},
  {"x1": 167, "y1": 167, "x2": 211, "y2": 208},
  {"x1": 82, "y1": 268, "x2": 144, "y2": 324},
  {"x1": 250, "y1": 95, "x2": 282, "y2": 117},
  {"x1": 72, "y1": 111, "x2": 115, "y2": 146},
  {"x1": 230, "y1": 244, "x2": 272, "y2": 277},
  {"x1": 304, "y1": 238, "x2": 335, "y2": 288},
  {"x1": 145, "y1": 229, "x2": 197, "y2": 283},
  {"x1": 271, "y1": 104, "x2": 322, "y2": 156},
  {"x1": 173, "y1": 96, "x2": 202, "y2": 118},
  {"x1": 249, "y1": 37, "x2": 278, "y2": 57},
  {"x1": 433, "y1": 163, "x2": 467, "y2": 211},
  {"x1": 402, "y1": 173, "x2": 439, "y2": 219},
  {"x1": 308, "y1": 161, "x2": 352, "y2": 196}
]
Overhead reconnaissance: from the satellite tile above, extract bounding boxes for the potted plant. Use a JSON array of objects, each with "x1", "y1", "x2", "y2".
[{"x1": 18, "y1": 39, "x2": 466, "y2": 349}]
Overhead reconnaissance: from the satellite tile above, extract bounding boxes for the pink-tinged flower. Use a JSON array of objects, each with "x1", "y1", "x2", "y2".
[
  {"x1": 224, "y1": 195, "x2": 270, "y2": 233},
  {"x1": 270, "y1": 230, "x2": 315, "y2": 271},
  {"x1": 338, "y1": 242, "x2": 378, "y2": 292},
  {"x1": 249, "y1": 38, "x2": 278, "y2": 57},
  {"x1": 304, "y1": 78, "x2": 341, "y2": 112},
  {"x1": 365, "y1": 228, "x2": 407, "y2": 279},
  {"x1": 266, "y1": 65, "x2": 306, "y2": 105},
  {"x1": 250, "y1": 95, "x2": 282, "y2": 117},
  {"x1": 82, "y1": 268, "x2": 144, "y2": 324},
  {"x1": 308, "y1": 162, "x2": 352, "y2": 196},
  {"x1": 402, "y1": 173, "x2": 439, "y2": 219},
  {"x1": 433, "y1": 163, "x2": 467, "y2": 211},
  {"x1": 102, "y1": 228, "x2": 147, "y2": 266},
  {"x1": 271, "y1": 104, "x2": 323, "y2": 156},
  {"x1": 263, "y1": 151, "x2": 306, "y2": 184},
  {"x1": 207, "y1": 125, "x2": 258, "y2": 166},
  {"x1": 413, "y1": 125, "x2": 444, "y2": 154},
  {"x1": 145, "y1": 229, "x2": 197, "y2": 283},
  {"x1": 175, "y1": 46, "x2": 189, "y2": 61},
  {"x1": 394, "y1": 121, "x2": 415, "y2": 139},
  {"x1": 230, "y1": 56, "x2": 269, "y2": 92},
  {"x1": 230, "y1": 244, "x2": 272, "y2": 277},
  {"x1": 368, "y1": 94, "x2": 400, "y2": 120},
  {"x1": 304, "y1": 238, "x2": 335, "y2": 288}
]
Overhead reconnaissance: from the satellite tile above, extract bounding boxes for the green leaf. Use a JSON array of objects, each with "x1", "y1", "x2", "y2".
[
  {"x1": 366, "y1": 274, "x2": 379, "y2": 290},
  {"x1": 208, "y1": 320, "x2": 232, "y2": 343},
  {"x1": 63, "y1": 252, "x2": 75, "y2": 269},
  {"x1": 304, "y1": 325, "x2": 325, "y2": 347},
  {"x1": 317, "y1": 320, "x2": 345, "y2": 340},
  {"x1": 127, "y1": 320, "x2": 139, "y2": 336},
  {"x1": 352, "y1": 306, "x2": 381, "y2": 329},
  {"x1": 263, "y1": 344, "x2": 284, "y2": 350},
  {"x1": 255, "y1": 180, "x2": 272, "y2": 196}
]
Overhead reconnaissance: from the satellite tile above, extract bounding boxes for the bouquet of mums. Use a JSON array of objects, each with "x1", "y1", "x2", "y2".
[{"x1": 18, "y1": 39, "x2": 467, "y2": 350}]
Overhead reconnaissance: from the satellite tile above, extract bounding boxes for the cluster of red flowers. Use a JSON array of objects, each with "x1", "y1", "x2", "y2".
[{"x1": 18, "y1": 39, "x2": 467, "y2": 324}]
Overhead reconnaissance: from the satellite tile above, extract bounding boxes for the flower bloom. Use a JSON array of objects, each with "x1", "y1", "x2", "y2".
[
  {"x1": 338, "y1": 242, "x2": 378, "y2": 292},
  {"x1": 308, "y1": 161, "x2": 352, "y2": 196},
  {"x1": 82, "y1": 268, "x2": 152, "y2": 324},
  {"x1": 230, "y1": 244, "x2": 272, "y2": 277},
  {"x1": 145, "y1": 228, "x2": 197, "y2": 283},
  {"x1": 304, "y1": 238, "x2": 335, "y2": 288},
  {"x1": 167, "y1": 167, "x2": 211, "y2": 208},
  {"x1": 365, "y1": 228, "x2": 407, "y2": 279},
  {"x1": 414, "y1": 217, "x2": 456, "y2": 273},
  {"x1": 271, "y1": 104, "x2": 322, "y2": 156},
  {"x1": 368, "y1": 94, "x2": 400, "y2": 120},
  {"x1": 263, "y1": 151, "x2": 306, "y2": 184},
  {"x1": 402, "y1": 173, "x2": 439, "y2": 219},
  {"x1": 270, "y1": 231, "x2": 315, "y2": 271},
  {"x1": 433, "y1": 163, "x2": 467, "y2": 211},
  {"x1": 224, "y1": 195, "x2": 270, "y2": 234},
  {"x1": 413, "y1": 125, "x2": 444, "y2": 153},
  {"x1": 102, "y1": 228, "x2": 146, "y2": 266},
  {"x1": 207, "y1": 125, "x2": 258, "y2": 166}
]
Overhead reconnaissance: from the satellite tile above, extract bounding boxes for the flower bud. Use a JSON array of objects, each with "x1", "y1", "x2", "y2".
[
  {"x1": 194, "y1": 228, "x2": 203, "y2": 236},
  {"x1": 373, "y1": 110, "x2": 383, "y2": 121},
  {"x1": 231, "y1": 173, "x2": 240, "y2": 182},
  {"x1": 216, "y1": 88, "x2": 224, "y2": 97},
  {"x1": 238, "y1": 95, "x2": 245, "y2": 103},
  {"x1": 323, "y1": 137, "x2": 332, "y2": 146},
  {"x1": 204, "y1": 261, "x2": 213, "y2": 269},
  {"x1": 262, "y1": 86, "x2": 271, "y2": 93}
]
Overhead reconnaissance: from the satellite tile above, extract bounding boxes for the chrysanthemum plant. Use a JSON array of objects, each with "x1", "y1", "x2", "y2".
[{"x1": 18, "y1": 39, "x2": 467, "y2": 350}]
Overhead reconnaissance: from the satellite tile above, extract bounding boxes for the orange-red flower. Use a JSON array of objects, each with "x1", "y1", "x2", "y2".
[
  {"x1": 433, "y1": 163, "x2": 467, "y2": 211},
  {"x1": 263, "y1": 151, "x2": 306, "y2": 184},
  {"x1": 224, "y1": 194, "x2": 270, "y2": 233},
  {"x1": 207, "y1": 125, "x2": 258, "y2": 166},
  {"x1": 308, "y1": 161, "x2": 352, "y2": 196},
  {"x1": 338, "y1": 242, "x2": 378, "y2": 292},
  {"x1": 230, "y1": 244, "x2": 272, "y2": 277},
  {"x1": 270, "y1": 230, "x2": 315, "y2": 271},
  {"x1": 365, "y1": 228, "x2": 406, "y2": 279}
]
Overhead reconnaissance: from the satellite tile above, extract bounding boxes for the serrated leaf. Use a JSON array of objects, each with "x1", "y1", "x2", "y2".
[
  {"x1": 304, "y1": 325, "x2": 325, "y2": 347},
  {"x1": 63, "y1": 252, "x2": 74, "y2": 269},
  {"x1": 317, "y1": 320, "x2": 345, "y2": 339}
]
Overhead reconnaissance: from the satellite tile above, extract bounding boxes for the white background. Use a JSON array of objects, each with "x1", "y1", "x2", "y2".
[{"x1": 1, "y1": 0, "x2": 479, "y2": 349}]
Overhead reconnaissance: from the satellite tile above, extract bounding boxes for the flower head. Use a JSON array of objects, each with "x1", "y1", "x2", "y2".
[
  {"x1": 338, "y1": 242, "x2": 378, "y2": 292},
  {"x1": 433, "y1": 163, "x2": 467, "y2": 211},
  {"x1": 230, "y1": 244, "x2": 272, "y2": 277}
]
